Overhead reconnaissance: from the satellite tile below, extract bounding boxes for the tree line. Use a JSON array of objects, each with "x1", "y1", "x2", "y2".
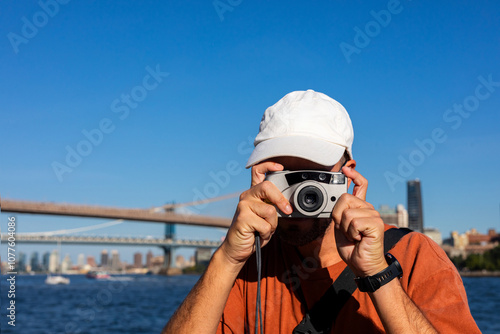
[{"x1": 450, "y1": 245, "x2": 500, "y2": 271}]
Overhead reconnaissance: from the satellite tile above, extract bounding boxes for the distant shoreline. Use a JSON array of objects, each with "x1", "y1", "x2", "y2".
[
  {"x1": 460, "y1": 271, "x2": 500, "y2": 277},
  {"x1": 4, "y1": 271, "x2": 500, "y2": 278}
]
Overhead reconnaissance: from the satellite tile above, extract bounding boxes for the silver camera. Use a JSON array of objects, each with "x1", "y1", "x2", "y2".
[{"x1": 265, "y1": 170, "x2": 348, "y2": 218}]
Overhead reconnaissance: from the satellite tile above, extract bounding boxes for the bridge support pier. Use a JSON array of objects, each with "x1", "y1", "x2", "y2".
[
  {"x1": 162, "y1": 246, "x2": 171, "y2": 269},
  {"x1": 158, "y1": 246, "x2": 181, "y2": 275}
]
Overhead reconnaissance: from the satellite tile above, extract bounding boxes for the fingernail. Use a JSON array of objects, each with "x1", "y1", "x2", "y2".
[{"x1": 285, "y1": 204, "x2": 292, "y2": 213}]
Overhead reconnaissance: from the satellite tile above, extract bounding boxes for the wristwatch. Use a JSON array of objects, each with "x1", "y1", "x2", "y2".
[{"x1": 354, "y1": 253, "x2": 403, "y2": 293}]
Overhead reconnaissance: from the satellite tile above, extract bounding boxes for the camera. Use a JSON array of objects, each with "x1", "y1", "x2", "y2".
[{"x1": 265, "y1": 170, "x2": 348, "y2": 218}]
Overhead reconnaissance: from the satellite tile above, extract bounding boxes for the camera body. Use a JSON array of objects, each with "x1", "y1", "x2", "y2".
[{"x1": 265, "y1": 170, "x2": 348, "y2": 218}]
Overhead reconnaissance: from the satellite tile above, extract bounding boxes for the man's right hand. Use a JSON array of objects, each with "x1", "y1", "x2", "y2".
[
  {"x1": 219, "y1": 162, "x2": 293, "y2": 266},
  {"x1": 163, "y1": 162, "x2": 290, "y2": 333}
]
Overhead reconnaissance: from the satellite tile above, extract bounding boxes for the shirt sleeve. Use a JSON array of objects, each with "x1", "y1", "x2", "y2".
[{"x1": 396, "y1": 233, "x2": 481, "y2": 333}]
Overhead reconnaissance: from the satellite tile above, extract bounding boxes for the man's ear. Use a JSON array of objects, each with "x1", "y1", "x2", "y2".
[{"x1": 344, "y1": 159, "x2": 356, "y2": 189}]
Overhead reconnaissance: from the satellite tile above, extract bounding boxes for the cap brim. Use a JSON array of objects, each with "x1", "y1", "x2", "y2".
[{"x1": 246, "y1": 136, "x2": 347, "y2": 168}]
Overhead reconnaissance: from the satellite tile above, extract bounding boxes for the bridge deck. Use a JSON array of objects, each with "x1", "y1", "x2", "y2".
[
  {"x1": 0, "y1": 199, "x2": 232, "y2": 228},
  {"x1": 0, "y1": 234, "x2": 222, "y2": 248}
]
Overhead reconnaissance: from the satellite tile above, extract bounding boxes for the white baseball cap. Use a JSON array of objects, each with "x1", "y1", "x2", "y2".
[{"x1": 246, "y1": 90, "x2": 354, "y2": 168}]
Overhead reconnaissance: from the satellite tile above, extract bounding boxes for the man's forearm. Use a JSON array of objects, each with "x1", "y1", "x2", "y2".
[
  {"x1": 369, "y1": 279, "x2": 437, "y2": 334},
  {"x1": 162, "y1": 247, "x2": 244, "y2": 334}
]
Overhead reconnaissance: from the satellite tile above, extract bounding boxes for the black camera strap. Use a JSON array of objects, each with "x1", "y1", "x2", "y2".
[{"x1": 292, "y1": 228, "x2": 413, "y2": 334}]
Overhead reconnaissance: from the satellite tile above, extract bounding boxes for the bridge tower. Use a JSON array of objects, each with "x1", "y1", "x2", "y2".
[
  {"x1": 162, "y1": 223, "x2": 176, "y2": 270},
  {"x1": 160, "y1": 201, "x2": 180, "y2": 274}
]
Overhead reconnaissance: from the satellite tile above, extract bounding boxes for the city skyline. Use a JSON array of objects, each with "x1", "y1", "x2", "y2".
[
  {"x1": 1, "y1": 248, "x2": 172, "y2": 274},
  {"x1": 5, "y1": 217, "x2": 499, "y2": 275},
  {"x1": 2, "y1": 203, "x2": 498, "y2": 268}
]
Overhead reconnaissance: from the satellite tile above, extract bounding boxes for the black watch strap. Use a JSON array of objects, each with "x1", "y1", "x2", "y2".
[{"x1": 354, "y1": 253, "x2": 403, "y2": 293}]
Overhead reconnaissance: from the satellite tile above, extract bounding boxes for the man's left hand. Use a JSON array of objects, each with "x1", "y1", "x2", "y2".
[{"x1": 332, "y1": 166, "x2": 387, "y2": 277}]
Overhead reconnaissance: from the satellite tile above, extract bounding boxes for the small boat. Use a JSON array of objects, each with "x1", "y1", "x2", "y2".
[
  {"x1": 86, "y1": 270, "x2": 111, "y2": 279},
  {"x1": 45, "y1": 275, "x2": 70, "y2": 285}
]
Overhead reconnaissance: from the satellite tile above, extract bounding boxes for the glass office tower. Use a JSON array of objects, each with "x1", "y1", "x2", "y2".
[{"x1": 407, "y1": 179, "x2": 423, "y2": 232}]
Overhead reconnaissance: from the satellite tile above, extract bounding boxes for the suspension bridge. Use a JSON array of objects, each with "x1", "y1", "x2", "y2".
[{"x1": 0, "y1": 194, "x2": 238, "y2": 273}]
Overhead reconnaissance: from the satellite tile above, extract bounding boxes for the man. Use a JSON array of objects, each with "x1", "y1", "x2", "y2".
[{"x1": 164, "y1": 90, "x2": 480, "y2": 333}]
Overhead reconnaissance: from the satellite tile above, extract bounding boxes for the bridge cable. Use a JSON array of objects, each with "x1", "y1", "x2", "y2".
[{"x1": 21, "y1": 219, "x2": 125, "y2": 236}]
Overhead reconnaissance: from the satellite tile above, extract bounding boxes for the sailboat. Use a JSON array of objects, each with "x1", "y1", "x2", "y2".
[{"x1": 45, "y1": 240, "x2": 70, "y2": 285}]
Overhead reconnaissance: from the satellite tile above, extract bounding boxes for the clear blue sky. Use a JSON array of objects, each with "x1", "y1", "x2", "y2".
[{"x1": 1, "y1": 0, "x2": 499, "y2": 265}]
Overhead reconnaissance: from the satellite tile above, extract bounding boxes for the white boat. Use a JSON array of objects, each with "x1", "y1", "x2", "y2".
[{"x1": 45, "y1": 275, "x2": 70, "y2": 285}]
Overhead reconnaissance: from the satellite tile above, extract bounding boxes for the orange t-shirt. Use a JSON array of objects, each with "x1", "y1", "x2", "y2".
[{"x1": 217, "y1": 227, "x2": 481, "y2": 333}]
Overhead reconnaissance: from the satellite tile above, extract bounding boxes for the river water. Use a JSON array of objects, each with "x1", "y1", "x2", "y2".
[{"x1": 1, "y1": 274, "x2": 498, "y2": 333}]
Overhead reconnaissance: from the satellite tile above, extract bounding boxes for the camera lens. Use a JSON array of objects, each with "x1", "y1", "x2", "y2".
[{"x1": 297, "y1": 186, "x2": 324, "y2": 213}]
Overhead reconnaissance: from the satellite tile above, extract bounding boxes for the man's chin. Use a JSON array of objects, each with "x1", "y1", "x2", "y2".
[{"x1": 276, "y1": 218, "x2": 331, "y2": 247}]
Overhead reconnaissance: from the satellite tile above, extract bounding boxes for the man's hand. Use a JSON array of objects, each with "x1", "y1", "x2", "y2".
[
  {"x1": 164, "y1": 161, "x2": 291, "y2": 334},
  {"x1": 220, "y1": 162, "x2": 292, "y2": 266},
  {"x1": 332, "y1": 166, "x2": 387, "y2": 277}
]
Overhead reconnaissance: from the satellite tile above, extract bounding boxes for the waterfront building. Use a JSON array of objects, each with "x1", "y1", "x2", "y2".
[
  {"x1": 42, "y1": 252, "x2": 50, "y2": 271},
  {"x1": 407, "y1": 179, "x2": 424, "y2": 232},
  {"x1": 18, "y1": 252, "x2": 27, "y2": 272},
  {"x1": 175, "y1": 255, "x2": 186, "y2": 268},
  {"x1": 49, "y1": 250, "x2": 60, "y2": 273},
  {"x1": 151, "y1": 255, "x2": 164, "y2": 267},
  {"x1": 468, "y1": 228, "x2": 500, "y2": 245},
  {"x1": 111, "y1": 250, "x2": 120, "y2": 271},
  {"x1": 101, "y1": 249, "x2": 109, "y2": 267},
  {"x1": 77, "y1": 253, "x2": 85, "y2": 268},
  {"x1": 87, "y1": 255, "x2": 97, "y2": 267},
  {"x1": 195, "y1": 248, "x2": 211, "y2": 267},
  {"x1": 30, "y1": 251, "x2": 40, "y2": 272},
  {"x1": 378, "y1": 205, "x2": 397, "y2": 226},
  {"x1": 397, "y1": 204, "x2": 409, "y2": 228},
  {"x1": 377, "y1": 204, "x2": 408, "y2": 228},
  {"x1": 61, "y1": 254, "x2": 72, "y2": 273},
  {"x1": 134, "y1": 252, "x2": 143, "y2": 268},
  {"x1": 146, "y1": 250, "x2": 153, "y2": 268},
  {"x1": 424, "y1": 228, "x2": 442, "y2": 245},
  {"x1": 1, "y1": 261, "x2": 7, "y2": 274},
  {"x1": 444, "y1": 229, "x2": 500, "y2": 258}
]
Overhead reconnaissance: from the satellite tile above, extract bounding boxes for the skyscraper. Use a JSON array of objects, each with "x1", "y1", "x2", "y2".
[
  {"x1": 146, "y1": 250, "x2": 153, "y2": 268},
  {"x1": 77, "y1": 253, "x2": 85, "y2": 268},
  {"x1": 397, "y1": 204, "x2": 409, "y2": 228},
  {"x1": 111, "y1": 250, "x2": 120, "y2": 271},
  {"x1": 49, "y1": 250, "x2": 60, "y2": 273},
  {"x1": 30, "y1": 252, "x2": 40, "y2": 272},
  {"x1": 134, "y1": 252, "x2": 143, "y2": 268},
  {"x1": 87, "y1": 256, "x2": 97, "y2": 267},
  {"x1": 42, "y1": 252, "x2": 50, "y2": 272},
  {"x1": 377, "y1": 204, "x2": 408, "y2": 228},
  {"x1": 61, "y1": 254, "x2": 72, "y2": 273},
  {"x1": 407, "y1": 179, "x2": 424, "y2": 233},
  {"x1": 101, "y1": 249, "x2": 109, "y2": 267},
  {"x1": 18, "y1": 252, "x2": 27, "y2": 272}
]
